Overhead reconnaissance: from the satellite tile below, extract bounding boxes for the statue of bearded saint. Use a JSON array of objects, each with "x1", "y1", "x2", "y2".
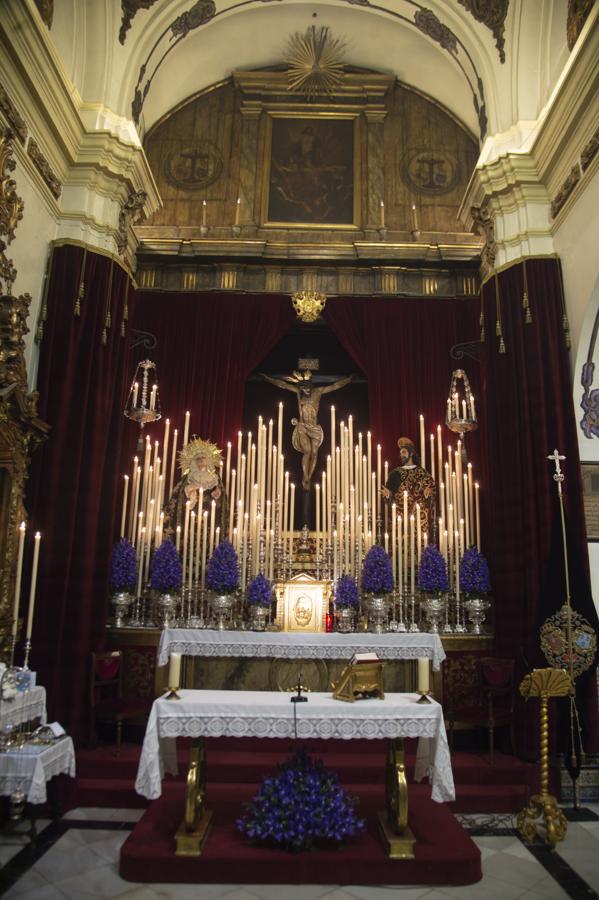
[
  {"x1": 382, "y1": 437, "x2": 436, "y2": 539},
  {"x1": 164, "y1": 437, "x2": 227, "y2": 537}
]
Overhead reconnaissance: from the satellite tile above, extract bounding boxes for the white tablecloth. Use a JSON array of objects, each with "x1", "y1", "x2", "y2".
[
  {"x1": 158, "y1": 629, "x2": 446, "y2": 670},
  {"x1": 0, "y1": 687, "x2": 47, "y2": 729},
  {"x1": 135, "y1": 689, "x2": 454, "y2": 805},
  {"x1": 0, "y1": 736, "x2": 76, "y2": 804}
]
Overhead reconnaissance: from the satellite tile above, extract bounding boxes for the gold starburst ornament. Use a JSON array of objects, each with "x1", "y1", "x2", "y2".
[
  {"x1": 291, "y1": 290, "x2": 327, "y2": 323},
  {"x1": 286, "y1": 26, "x2": 346, "y2": 99}
]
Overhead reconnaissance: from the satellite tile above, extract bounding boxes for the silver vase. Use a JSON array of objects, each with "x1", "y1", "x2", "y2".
[
  {"x1": 158, "y1": 593, "x2": 178, "y2": 628},
  {"x1": 464, "y1": 597, "x2": 491, "y2": 634},
  {"x1": 111, "y1": 592, "x2": 132, "y2": 628},
  {"x1": 336, "y1": 606, "x2": 355, "y2": 633},
  {"x1": 421, "y1": 595, "x2": 447, "y2": 633},
  {"x1": 364, "y1": 596, "x2": 389, "y2": 634},
  {"x1": 211, "y1": 593, "x2": 235, "y2": 631},
  {"x1": 249, "y1": 604, "x2": 269, "y2": 631}
]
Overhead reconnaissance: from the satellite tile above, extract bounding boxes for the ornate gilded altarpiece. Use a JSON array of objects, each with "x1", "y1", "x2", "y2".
[{"x1": 0, "y1": 129, "x2": 49, "y2": 662}]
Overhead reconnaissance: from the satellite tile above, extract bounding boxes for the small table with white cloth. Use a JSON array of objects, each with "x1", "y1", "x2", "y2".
[
  {"x1": 0, "y1": 687, "x2": 47, "y2": 730},
  {"x1": 135, "y1": 689, "x2": 454, "y2": 858}
]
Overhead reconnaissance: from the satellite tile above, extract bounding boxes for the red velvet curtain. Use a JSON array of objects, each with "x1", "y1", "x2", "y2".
[
  {"x1": 128, "y1": 291, "x2": 295, "y2": 452},
  {"x1": 480, "y1": 258, "x2": 598, "y2": 746},
  {"x1": 324, "y1": 295, "x2": 482, "y2": 469},
  {"x1": 26, "y1": 244, "x2": 135, "y2": 740}
]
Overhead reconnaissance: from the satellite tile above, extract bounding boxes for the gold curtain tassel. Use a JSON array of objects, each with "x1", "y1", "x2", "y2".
[
  {"x1": 499, "y1": 336, "x2": 506, "y2": 354},
  {"x1": 120, "y1": 320, "x2": 125, "y2": 337},
  {"x1": 480, "y1": 326, "x2": 485, "y2": 341},
  {"x1": 106, "y1": 310, "x2": 112, "y2": 328},
  {"x1": 73, "y1": 297, "x2": 80, "y2": 316},
  {"x1": 101, "y1": 327, "x2": 107, "y2": 346},
  {"x1": 35, "y1": 321, "x2": 44, "y2": 343},
  {"x1": 495, "y1": 319, "x2": 501, "y2": 337},
  {"x1": 522, "y1": 291, "x2": 532, "y2": 324}
]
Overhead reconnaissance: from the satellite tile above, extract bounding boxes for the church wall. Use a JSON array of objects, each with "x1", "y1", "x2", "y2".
[{"x1": 143, "y1": 80, "x2": 479, "y2": 237}]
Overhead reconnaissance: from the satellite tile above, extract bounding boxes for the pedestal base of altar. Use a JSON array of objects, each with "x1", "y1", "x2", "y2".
[{"x1": 119, "y1": 783, "x2": 481, "y2": 886}]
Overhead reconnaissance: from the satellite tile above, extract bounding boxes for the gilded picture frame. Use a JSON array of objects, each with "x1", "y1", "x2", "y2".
[
  {"x1": 261, "y1": 111, "x2": 361, "y2": 229},
  {"x1": 582, "y1": 462, "x2": 599, "y2": 541}
]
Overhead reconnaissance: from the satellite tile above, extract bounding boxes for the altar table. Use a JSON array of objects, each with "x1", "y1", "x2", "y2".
[
  {"x1": 0, "y1": 687, "x2": 47, "y2": 729},
  {"x1": 157, "y1": 629, "x2": 446, "y2": 670},
  {"x1": 135, "y1": 689, "x2": 454, "y2": 804},
  {"x1": 0, "y1": 736, "x2": 75, "y2": 804}
]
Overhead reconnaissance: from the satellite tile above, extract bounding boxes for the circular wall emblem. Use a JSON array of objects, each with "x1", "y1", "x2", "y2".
[
  {"x1": 403, "y1": 149, "x2": 459, "y2": 195},
  {"x1": 164, "y1": 141, "x2": 223, "y2": 190}
]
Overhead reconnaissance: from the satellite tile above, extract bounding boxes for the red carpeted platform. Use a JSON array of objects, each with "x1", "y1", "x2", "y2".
[{"x1": 119, "y1": 781, "x2": 482, "y2": 885}]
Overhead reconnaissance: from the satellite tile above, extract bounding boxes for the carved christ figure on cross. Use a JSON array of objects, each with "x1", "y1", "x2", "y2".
[{"x1": 263, "y1": 368, "x2": 353, "y2": 491}]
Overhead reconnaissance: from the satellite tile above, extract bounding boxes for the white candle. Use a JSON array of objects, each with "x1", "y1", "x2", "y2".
[
  {"x1": 277, "y1": 404, "x2": 283, "y2": 461},
  {"x1": 417, "y1": 658, "x2": 429, "y2": 693},
  {"x1": 132, "y1": 381, "x2": 139, "y2": 408},
  {"x1": 225, "y1": 442, "x2": 231, "y2": 504},
  {"x1": 202, "y1": 199, "x2": 207, "y2": 226},
  {"x1": 462, "y1": 399, "x2": 467, "y2": 420},
  {"x1": 168, "y1": 652, "x2": 181, "y2": 689},
  {"x1": 235, "y1": 196, "x2": 240, "y2": 225},
  {"x1": 290, "y1": 483, "x2": 295, "y2": 556},
  {"x1": 25, "y1": 532, "x2": 41, "y2": 642},
  {"x1": 176, "y1": 525, "x2": 181, "y2": 553},
  {"x1": 183, "y1": 410, "x2": 190, "y2": 448},
  {"x1": 188, "y1": 511, "x2": 196, "y2": 590},
  {"x1": 380, "y1": 200, "x2": 385, "y2": 228},
  {"x1": 430, "y1": 434, "x2": 435, "y2": 480},
  {"x1": 137, "y1": 526, "x2": 145, "y2": 596},
  {"x1": 391, "y1": 503, "x2": 397, "y2": 586},
  {"x1": 419, "y1": 414, "x2": 425, "y2": 469},
  {"x1": 201, "y1": 512, "x2": 208, "y2": 588},
  {"x1": 471, "y1": 394, "x2": 476, "y2": 420},
  {"x1": 475, "y1": 483, "x2": 481, "y2": 548},
  {"x1": 209, "y1": 499, "x2": 216, "y2": 557},
  {"x1": 182, "y1": 500, "x2": 190, "y2": 585},
  {"x1": 169, "y1": 429, "x2": 178, "y2": 499},
  {"x1": 410, "y1": 515, "x2": 415, "y2": 596},
  {"x1": 411, "y1": 203, "x2": 419, "y2": 231},
  {"x1": 12, "y1": 522, "x2": 26, "y2": 639},
  {"x1": 149, "y1": 384, "x2": 157, "y2": 411},
  {"x1": 120, "y1": 475, "x2": 129, "y2": 538}
]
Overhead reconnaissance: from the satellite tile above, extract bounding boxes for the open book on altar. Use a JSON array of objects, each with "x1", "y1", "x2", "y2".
[{"x1": 350, "y1": 652, "x2": 380, "y2": 665}]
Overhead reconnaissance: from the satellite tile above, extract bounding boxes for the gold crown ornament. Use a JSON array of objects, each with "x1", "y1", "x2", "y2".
[{"x1": 178, "y1": 437, "x2": 222, "y2": 475}]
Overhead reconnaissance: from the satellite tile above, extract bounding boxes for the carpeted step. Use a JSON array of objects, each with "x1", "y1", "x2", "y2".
[
  {"x1": 450, "y1": 783, "x2": 529, "y2": 814},
  {"x1": 119, "y1": 782, "x2": 482, "y2": 886},
  {"x1": 74, "y1": 777, "x2": 149, "y2": 809}
]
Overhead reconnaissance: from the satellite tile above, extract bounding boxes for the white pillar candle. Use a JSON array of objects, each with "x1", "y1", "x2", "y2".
[
  {"x1": 384, "y1": 532, "x2": 389, "y2": 554},
  {"x1": 168, "y1": 652, "x2": 181, "y2": 689},
  {"x1": 419, "y1": 414, "x2": 425, "y2": 470},
  {"x1": 416, "y1": 503, "x2": 421, "y2": 561},
  {"x1": 391, "y1": 503, "x2": 397, "y2": 585},
  {"x1": 132, "y1": 381, "x2": 139, "y2": 407},
  {"x1": 137, "y1": 527, "x2": 145, "y2": 597},
  {"x1": 201, "y1": 512, "x2": 208, "y2": 587},
  {"x1": 376, "y1": 444, "x2": 382, "y2": 520},
  {"x1": 398, "y1": 515, "x2": 403, "y2": 594},
  {"x1": 475, "y1": 483, "x2": 481, "y2": 549},
  {"x1": 209, "y1": 499, "x2": 216, "y2": 557},
  {"x1": 202, "y1": 199, "x2": 207, "y2": 226},
  {"x1": 430, "y1": 434, "x2": 435, "y2": 480},
  {"x1": 289, "y1": 482, "x2": 295, "y2": 556},
  {"x1": 183, "y1": 411, "x2": 190, "y2": 448},
  {"x1": 380, "y1": 199, "x2": 385, "y2": 228},
  {"x1": 149, "y1": 384, "x2": 157, "y2": 411},
  {"x1": 348, "y1": 416, "x2": 354, "y2": 491},
  {"x1": 411, "y1": 203, "x2": 419, "y2": 232},
  {"x1": 225, "y1": 442, "x2": 231, "y2": 504},
  {"x1": 471, "y1": 394, "x2": 476, "y2": 420},
  {"x1": 315, "y1": 484, "x2": 320, "y2": 559},
  {"x1": 326, "y1": 456, "x2": 332, "y2": 539},
  {"x1": 169, "y1": 430, "x2": 178, "y2": 500},
  {"x1": 235, "y1": 196, "x2": 240, "y2": 225},
  {"x1": 12, "y1": 522, "x2": 26, "y2": 639},
  {"x1": 25, "y1": 531, "x2": 42, "y2": 641},
  {"x1": 277, "y1": 403, "x2": 283, "y2": 459},
  {"x1": 188, "y1": 511, "x2": 195, "y2": 590},
  {"x1": 410, "y1": 515, "x2": 415, "y2": 595},
  {"x1": 464, "y1": 474, "x2": 470, "y2": 546},
  {"x1": 417, "y1": 658, "x2": 430, "y2": 693},
  {"x1": 228, "y1": 470, "x2": 236, "y2": 540},
  {"x1": 182, "y1": 500, "x2": 191, "y2": 584},
  {"x1": 120, "y1": 475, "x2": 129, "y2": 538}
]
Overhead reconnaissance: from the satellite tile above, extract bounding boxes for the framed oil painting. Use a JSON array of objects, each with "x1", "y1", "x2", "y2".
[{"x1": 262, "y1": 113, "x2": 360, "y2": 228}]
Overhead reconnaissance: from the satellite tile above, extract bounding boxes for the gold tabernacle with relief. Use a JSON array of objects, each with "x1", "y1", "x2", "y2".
[{"x1": 332, "y1": 653, "x2": 385, "y2": 702}]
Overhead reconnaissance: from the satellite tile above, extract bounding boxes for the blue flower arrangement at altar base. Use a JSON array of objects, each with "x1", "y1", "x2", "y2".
[
  {"x1": 418, "y1": 544, "x2": 448, "y2": 593},
  {"x1": 361, "y1": 544, "x2": 394, "y2": 594},
  {"x1": 237, "y1": 749, "x2": 365, "y2": 852},
  {"x1": 247, "y1": 573, "x2": 273, "y2": 606},
  {"x1": 110, "y1": 538, "x2": 137, "y2": 593},
  {"x1": 150, "y1": 539, "x2": 182, "y2": 593},
  {"x1": 206, "y1": 540, "x2": 239, "y2": 594},
  {"x1": 460, "y1": 546, "x2": 491, "y2": 596},
  {"x1": 335, "y1": 574, "x2": 360, "y2": 608}
]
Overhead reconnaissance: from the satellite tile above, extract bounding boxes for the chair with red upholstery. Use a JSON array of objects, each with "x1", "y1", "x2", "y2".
[
  {"x1": 89, "y1": 650, "x2": 152, "y2": 756},
  {"x1": 445, "y1": 655, "x2": 515, "y2": 764}
]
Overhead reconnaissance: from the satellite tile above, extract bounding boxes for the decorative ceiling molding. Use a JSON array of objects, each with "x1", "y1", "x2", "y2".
[
  {"x1": 27, "y1": 137, "x2": 62, "y2": 199},
  {"x1": 457, "y1": 0, "x2": 508, "y2": 64},
  {"x1": 131, "y1": 0, "x2": 486, "y2": 140},
  {"x1": 0, "y1": 130, "x2": 24, "y2": 294},
  {"x1": 567, "y1": 0, "x2": 595, "y2": 51},
  {"x1": 33, "y1": 0, "x2": 53, "y2": 29},
  {"x1": 119, "y1": 0, "x2": 160, "y2": 44},
  {"x1": 0, "y1": 82, "x2": 27, "y2": 145}
]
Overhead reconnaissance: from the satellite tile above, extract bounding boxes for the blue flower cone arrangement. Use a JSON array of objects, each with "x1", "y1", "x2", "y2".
[{"x1": 237, "y1": 749, "x2": 366, "y2": 852}]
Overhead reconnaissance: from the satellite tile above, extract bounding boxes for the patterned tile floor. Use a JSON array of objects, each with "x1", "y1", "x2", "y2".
[{"x1": 1, "y1": 806, "x2": 599, "y2": 900}]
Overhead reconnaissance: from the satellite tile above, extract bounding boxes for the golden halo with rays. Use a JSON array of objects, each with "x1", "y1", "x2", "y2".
[
  {"x1": 286, "y1": 26, "x2": 346, "y2": 99},
  {"x1": 179, "y1": 436, "x2": 222, "y2": 475}
]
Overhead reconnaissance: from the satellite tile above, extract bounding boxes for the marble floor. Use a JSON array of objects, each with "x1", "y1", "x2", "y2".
[{"x1": 1, "y1": 806, "x2": 599, "y2": 900}]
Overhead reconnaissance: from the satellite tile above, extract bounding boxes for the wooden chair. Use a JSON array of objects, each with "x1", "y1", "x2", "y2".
[
  {"x1": 89, "y1": 650, "x2": 152, "y2": 756},
  {"x1": 445, "y1": 655, "x2": 515, "y2": 764}
]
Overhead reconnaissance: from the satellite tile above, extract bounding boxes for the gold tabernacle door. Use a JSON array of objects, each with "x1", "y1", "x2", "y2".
[{"x1": 275, "y1": 572, "x2": 329, "y2": 632}]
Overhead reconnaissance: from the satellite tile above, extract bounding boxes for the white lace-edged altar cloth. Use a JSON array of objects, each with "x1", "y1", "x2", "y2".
[
  {"x1": 135, "y1": 690, "x2": 454, "y2": 804},
  {"x1": 158, "y1": 629, "x2": 445, "y2": 670},
  {"x1": 0, "y1": 687, "x2": 47, "y2": 728},
  {"x1": 0, "y1": 736, "x2": 75, "y2": 804}
]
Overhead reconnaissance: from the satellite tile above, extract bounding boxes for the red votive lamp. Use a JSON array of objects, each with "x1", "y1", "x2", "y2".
[{"x1": 326, "y1": 612, "x2": 334, "y2": 633}]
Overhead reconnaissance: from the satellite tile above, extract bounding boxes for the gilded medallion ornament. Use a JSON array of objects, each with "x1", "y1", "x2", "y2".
[
  {"x1": 291, "y1": 291, "x2": 326, "y2": 323},
  {"x1": 540, "y1": 606, "x2": 597, "y2": 678},
  {"x1": 286, "y1": 26, "x2": 346, "y2": 100}
]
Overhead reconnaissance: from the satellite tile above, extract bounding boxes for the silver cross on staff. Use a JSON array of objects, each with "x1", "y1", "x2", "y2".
[{"x1": 547, "y1": 448, "x2": 566, "y2": 494}]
